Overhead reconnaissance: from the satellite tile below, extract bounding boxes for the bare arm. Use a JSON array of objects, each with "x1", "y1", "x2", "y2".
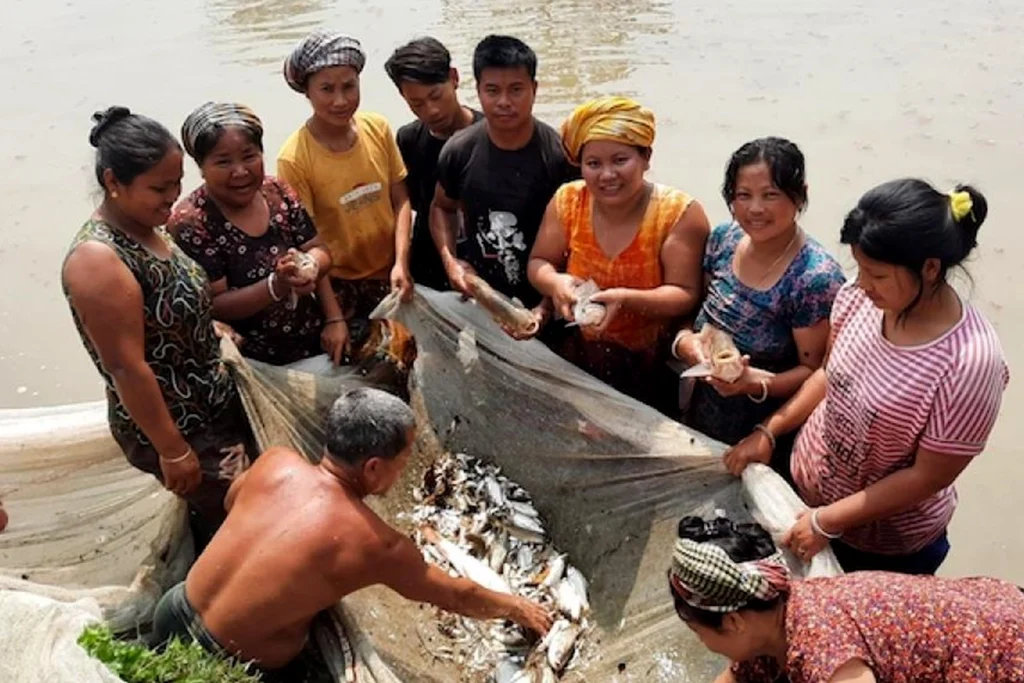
[
  {"x1": 818, "y1": 447, "x2": 971, "y2": 535},
  {"x1": 376, "y1": 532, "x2": 549, "y2": 633},
  {"x1": 429, "y1": 181, "x2": 460, "y2": 271},
  {"x1": 829, "y1": 659, "x2": 877, "y2": 683},
  {"x1": 391, "y1": 180, "x2": 413, "y2": 274},
  {"x1": 713, "y1": 669, "x2": 740, "y2": 683},
  {"x1": 527, "y1": 198, "x2": 570, "y2": 295},
  {"x1": 207, "y1": 275, "x2": 287, "y2": 321},
  {"x1": 65, "y1": 243, "x2": 192, "y2": 458},
  {"x1": 732, "y1": 319, "x2": 830, "y2": 400}
]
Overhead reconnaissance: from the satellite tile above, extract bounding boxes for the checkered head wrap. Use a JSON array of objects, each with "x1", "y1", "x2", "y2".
[
  {"x1": 180, "y1": 102, "x2": 262, "y2": 161},
  {"x1": 283, "y1": 31, "x2": 366, "y2": 93},
  {"x1": 669, "y1": 538, "x2": 790, "y2": 613}
]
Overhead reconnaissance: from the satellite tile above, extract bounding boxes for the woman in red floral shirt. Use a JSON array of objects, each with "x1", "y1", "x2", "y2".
[{"x1": 669, "y1": 515, "x2": 1024, "y2": 682}]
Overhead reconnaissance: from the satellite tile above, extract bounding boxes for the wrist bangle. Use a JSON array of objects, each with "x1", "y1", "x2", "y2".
[
  {"x1": 671, "y1": 330, "x2": 690, "y2": 361},
  {"x1": 160, "y1": 446, "x2": 193, "y2": 464},
  {"x1": 324, "y1": 316, "x2": 346, "y2": 325},
  {"x1": 810, "y1": 508, "x2": 842, "y2": 540},
  {"x1": 752, "y1": 423, "x2": 776, "y2": 452},
  {"x1": 749, "y1": 379, "x2": 769, "y2": 403},
  {"x1": 267, "y1": 273, "x2": 282, "y2": 302}
]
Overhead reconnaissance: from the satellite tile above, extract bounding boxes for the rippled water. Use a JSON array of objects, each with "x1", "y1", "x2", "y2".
[{"x1": 1, "y1": 0, "x2": 1022, "y2": 579}]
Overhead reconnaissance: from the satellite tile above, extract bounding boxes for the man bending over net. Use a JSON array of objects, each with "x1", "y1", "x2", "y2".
[{"x1": 152, "y1": 387, "x2": 552, "y2": 680}]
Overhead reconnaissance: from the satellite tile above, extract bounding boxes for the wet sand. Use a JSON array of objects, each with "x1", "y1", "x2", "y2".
[{"x1": 1, "y1": 0, "x2": 1022, "y2": 582}]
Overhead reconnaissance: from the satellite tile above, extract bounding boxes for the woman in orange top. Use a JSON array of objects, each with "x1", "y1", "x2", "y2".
[{"x1": 528, "y1": 97, "x2": 710, "y2": 408}]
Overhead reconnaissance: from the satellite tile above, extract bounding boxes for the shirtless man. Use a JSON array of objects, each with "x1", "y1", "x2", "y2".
[{"x1": 152, "y1": 387, "x2": 551, "y2": 676}]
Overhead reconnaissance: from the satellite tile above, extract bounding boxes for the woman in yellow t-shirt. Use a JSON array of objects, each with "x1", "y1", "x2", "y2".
[{"x1": 278, "y1": 31, "x2": 413, "y2": 365}]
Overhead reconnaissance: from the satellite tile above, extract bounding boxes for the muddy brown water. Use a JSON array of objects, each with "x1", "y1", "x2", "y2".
[{"x1": 1, "y1": 0, "x2": 1022, "y2": 592}]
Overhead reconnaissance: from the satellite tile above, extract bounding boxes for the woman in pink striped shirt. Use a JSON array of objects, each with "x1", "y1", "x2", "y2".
[{"x1": 723, "y1": 178, "x2": 1009, "y2": 574}]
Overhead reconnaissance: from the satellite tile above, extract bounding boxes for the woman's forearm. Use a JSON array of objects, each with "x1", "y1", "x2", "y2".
[
  {"x1": 764, "y1": 364, "x2": 814, "y2": 399},
  {"x1": 317, "y1": 277, "x2": 343, "y2": 320},
  {"x1": 527, "y1": 259, "x2": 562, "y2": 297},
  {"x1": 763, "y1": 367, "x2": 827, "y2": 437},
  {"x1": 211, "y1": 278, "x2": 280, "y2": 321},
  {"x1": 110, "y1": 361, "x2": 190, "y2": 458},
  {"x1": 619, "y1": 285, "x2": 699, "y2": 319}
]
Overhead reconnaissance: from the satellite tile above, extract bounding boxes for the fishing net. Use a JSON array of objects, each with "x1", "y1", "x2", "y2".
[{"x1": 0, "y1": 287, "x2": 840, "y2": 682}]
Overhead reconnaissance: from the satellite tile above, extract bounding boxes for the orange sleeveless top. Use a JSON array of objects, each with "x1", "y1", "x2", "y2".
[{"x1": 556, "y1": 180, "x2": 692, "y2": 352}]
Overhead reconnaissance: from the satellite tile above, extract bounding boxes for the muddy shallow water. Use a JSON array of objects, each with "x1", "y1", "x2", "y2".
[{"x1": 1, "y1": 0, "x2": 1022, "y2": 584}]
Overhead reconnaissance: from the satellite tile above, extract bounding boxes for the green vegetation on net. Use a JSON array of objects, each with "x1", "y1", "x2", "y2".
[{"x1": 77, "y1": 624, "x2": 263, "y2": 683}]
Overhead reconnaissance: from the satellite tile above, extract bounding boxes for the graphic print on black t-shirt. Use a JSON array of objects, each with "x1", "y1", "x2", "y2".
[
  {"x1": 396, "y1": 110, "x2": 484, "y2": 291},
  {"x1": 436, "y1": 119, "x2": 577, "y2": 307}
]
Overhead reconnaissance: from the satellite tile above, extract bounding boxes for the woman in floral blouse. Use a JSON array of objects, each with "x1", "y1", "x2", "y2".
[
  {"x1": 668, "y1": 515, "x2": 1024, "y2": 683},
  {"x1": 169, "y1": 102, "x2": 335, "y2": 365}
]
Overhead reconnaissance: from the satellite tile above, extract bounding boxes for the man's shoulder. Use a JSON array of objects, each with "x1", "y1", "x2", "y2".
[
  {"x1": 396, "y1": 119, "x2": 425, "y2": 149},
  {"x1": 446, "y1": 119, "x2": 487, "y2": 152}
]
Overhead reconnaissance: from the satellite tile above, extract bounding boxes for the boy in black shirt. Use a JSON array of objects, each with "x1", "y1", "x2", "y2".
[
  {"x1": 429, "y1": 35, "x2": 577, "y2": 328},
  {"x1": 385, "y1": 38, "x2": 482, "y2": 291}
]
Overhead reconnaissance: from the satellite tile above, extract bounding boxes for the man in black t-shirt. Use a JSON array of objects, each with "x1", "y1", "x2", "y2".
[
  {"x1": 385, "y1": 38, "x2": 483, "y2": 291},
  {"x1": 429, "y1": 35, "x2": 577, "y2": 320}
]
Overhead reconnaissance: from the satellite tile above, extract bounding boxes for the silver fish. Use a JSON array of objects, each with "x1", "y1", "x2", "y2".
[
  {"x1": 539, "y1": 554, "x2": 567, "y2": 589},
  {"x1": 488, "y1": 532, "x2": 509, "y2": 573},
  {"x1": 484, "y1": 476, "x2": 505, "y2": 506},
  {"x1": 556, "y1": 578, "x2": 585, "y2": 621},
  {"x1": 565, "y1": 566, "x2": 590, "y2": 612},
  {"x1": 507, "y1": 500, "x2": 541, "y2": 518},
  {"x1": 422, "y1": 526, "x2": 511, "y2": 595},
  {"x1": 545, "y1": 619, "x2": 582, "y2": 674}
]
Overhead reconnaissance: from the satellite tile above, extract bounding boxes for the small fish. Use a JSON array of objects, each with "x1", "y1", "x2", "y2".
[
  {"x1": 556, "y1": 578, "x2": 585, "y2": 621},
  {"x1": 538, "y1": 554, "x2": 567, "y2": 589},
  {"x1": 545, "y1": 619, "x2": 582, "y2": 673},
  {"x1": 568, "y1": 280, "x2": 607, "y2": 327},
  {"x1": 702, "y1": 325, "x2": 744, "y2": 383},
  {"x1": 422, "y1": 526, "x2": 511, "y2": 594},
  {"x1": 565, "y1": 567, "x2": 590, "y2": 612},
  {"x1": 488, "y1": 532, "x2": 510, "y2": 572},
  {"x1": 484, "y1": 476, "x2": 505, "y2": 506},
  {"x1": 493, "y1": 657, "x2": 524, "y2": 683},
  {"x1": 507, "y1": 500, "x2": 541, "y2": 519},
  {"x1": 465, "y1": 273, "x2": 539, "y2": 337}
]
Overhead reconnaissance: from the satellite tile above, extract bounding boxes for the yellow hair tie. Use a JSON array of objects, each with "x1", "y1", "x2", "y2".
[{"x1": 947, "y1": 190, "x2": 973, "y2": 223}]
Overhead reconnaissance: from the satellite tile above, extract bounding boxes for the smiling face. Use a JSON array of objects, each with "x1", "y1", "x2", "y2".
[
  {"x1": 105, "y1": 146, "x2": 184, "y2": 228},
  {"x1": 306, "y1": 65, "x2": 361, "y2": 128},
  {"x1": 398, "y1": 70, "x2": 464, "y2": 136},
  {"x1": 731, "y1": 162, "x2": 803, "y2": 243},
  {"x1": 580, "y1": 140, "x2": 649, "y2": 208},
  {"x1": 199, "y1": 127, "x2": 265, "y2": 209},
  {"x1": 477, "y1": 66, "x2": 536, "y2": 133}
]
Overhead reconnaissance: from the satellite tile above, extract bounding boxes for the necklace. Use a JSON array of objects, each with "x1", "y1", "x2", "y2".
[{"x1": 747, "y1": 226, "x2": 802, "y2": 289}]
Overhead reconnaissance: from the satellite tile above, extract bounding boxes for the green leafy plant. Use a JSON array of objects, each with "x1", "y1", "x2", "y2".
[{"x1": 77, "y1": 624, "x2": 263, "y2": 682}]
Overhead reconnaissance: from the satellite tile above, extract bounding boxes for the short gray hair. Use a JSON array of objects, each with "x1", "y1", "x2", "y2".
[{"x1": 325, "y1": 388, "x2": 415, "y2": 465}]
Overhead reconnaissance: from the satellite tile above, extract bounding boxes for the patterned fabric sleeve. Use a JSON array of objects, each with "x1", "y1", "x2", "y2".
[
  {"x1": 921, "y1": 321, "x2": 1009, "y2": 457},
  {"x1": 786, "y1": 588, "x2": 876, "y2": 682},
  {"x1": 784, "y1": 243, "x2": 846, "y2": 329},
  {"x1": 731, "y1": 656, "x2": 781, "y2": 682},
  {"x1": 702, "y1": 222, "x2": 732, "y2": 273},
  {"x1": 273, "y1": 177, "x2": 318, "y2": 248},
  {"x1": 168, "y1": 197, "x2": 225, "y2": 283}
]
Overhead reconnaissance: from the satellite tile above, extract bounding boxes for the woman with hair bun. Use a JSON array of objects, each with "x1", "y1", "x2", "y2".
[
  {"x1": 670, "y1": 514, "x2": 1024, "y2": 683},
  {"x1": 724, "y1": 179, "x2": 1009, "y2": 575},
  {"x1": 62, "y1": 107, "x2": 257, "y2": 548}
]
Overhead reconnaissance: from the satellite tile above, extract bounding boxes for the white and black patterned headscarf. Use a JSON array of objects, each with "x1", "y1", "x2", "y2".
[
  {"x1": 669, "y1": 538, "x2": 791, "y2": 613},
  {"x1": 283, "y1": 31, "x2": 365, "y2": 93},
  {"x1": 180, "y1": 102, "x2": 263, "y2": 162}
]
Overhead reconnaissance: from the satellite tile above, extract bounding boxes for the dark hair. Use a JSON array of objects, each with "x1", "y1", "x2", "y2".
[
  {"x1": 325, "y1": 388, "x2": 415, "y2": 466},
  {"x1": 190, "y1": 125, "x2": 264, "y2": 166},
  {"x1": 472, "y1": 35, "x2": 537, "y2": 82},
  {"x1": 841, "y1": 178, "x2": 987, "y2": 317},
  {"x1": 670, "y1": 515, "x2": 781, "y2": 629},
  {"x1": 90, "y1": 106, "x2": 180, "y2": 190},
  {"x1": 385, "y1": 37, "x2": 452, "y2": 89},
  {"x1": 722, "y1": 136, "x2": 807, "y2": 208}
]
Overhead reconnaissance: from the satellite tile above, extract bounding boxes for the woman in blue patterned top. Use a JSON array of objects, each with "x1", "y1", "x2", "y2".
[{"x1": 673, "y1": 138, "x2": 845, "y2": 468}]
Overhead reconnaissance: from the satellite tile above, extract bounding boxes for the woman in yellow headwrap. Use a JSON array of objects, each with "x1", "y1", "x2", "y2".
[{"x1": 527, "y1": 96, "x2": 710, "y2": 410}]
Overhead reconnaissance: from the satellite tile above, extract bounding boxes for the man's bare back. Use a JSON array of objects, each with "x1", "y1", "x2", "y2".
[
  {"x1": 156, "y1": 388, "x2": 551, "y2": 671},
  {"x1": 186, "y1": 447, "x2": 392, "y2": 668}
]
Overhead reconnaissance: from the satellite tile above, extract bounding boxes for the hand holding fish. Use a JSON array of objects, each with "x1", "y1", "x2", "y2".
[
  {"x1": 706, "y1": 360, "x2": 774, "y2": 398},
  {"x1": 722, "y1": 429, "x2": 773, "y2": 476},
  {"x1": 549, "y1": 274, "x2": 581, "y2": 321},
  {"x1": 588, "y1": 287, "x2": 629, "y2": 333},
  {"x1": 673, "y1": 329, "x2": 706, "y2": 367},
  {"x1": 508, "y1": 595, "x2": 554, "y2": 635},
  {"x1": 444, "y1": 257, "x2": 478, "y2": 299},
  {"x1": 390, "y1": 261, "x2": 414, "y2": 302},
  {"x1": 500, "y1": 304, "x2": 549, "y2": 341},
  {"x1": 782, "y1": 509, "x2": 831, "y2": 562},
  {"x1": 212, "y1": 320, "x2": 243, "y2": 347}
]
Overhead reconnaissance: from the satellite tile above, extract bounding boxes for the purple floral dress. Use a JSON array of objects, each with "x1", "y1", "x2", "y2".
[{"x1": 170, "y1": 176, "x2": 323, "y2": 365}]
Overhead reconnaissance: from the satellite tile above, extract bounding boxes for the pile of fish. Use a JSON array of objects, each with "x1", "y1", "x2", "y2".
[{"x1": 410, "y1": 452, "x2": 590, "y2": 682}]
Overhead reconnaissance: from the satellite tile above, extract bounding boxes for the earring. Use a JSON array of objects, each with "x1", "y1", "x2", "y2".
[{"x1": 111, "y1": 191, "x2": 119, "y2": 198}]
